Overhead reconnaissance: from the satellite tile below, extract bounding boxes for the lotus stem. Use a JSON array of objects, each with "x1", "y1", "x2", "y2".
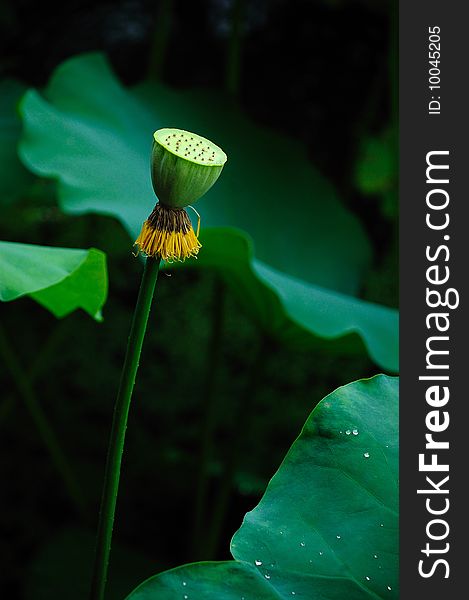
[{"x1": 89, "y1": 256, "x2": 161, "y2": 600}]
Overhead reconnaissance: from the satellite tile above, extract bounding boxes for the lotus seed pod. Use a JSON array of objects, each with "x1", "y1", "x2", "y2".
[
  {"x1": 134, "y1": 128, "x2": 227, "y2": 261},
  {"x1": 151, "y1": 128, "x2": 227, "y2": 208}
]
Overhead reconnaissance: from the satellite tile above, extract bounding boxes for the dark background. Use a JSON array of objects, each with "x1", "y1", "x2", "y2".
[{"x1": 0, "y1": 0, "x2": 397, "y2": 597}]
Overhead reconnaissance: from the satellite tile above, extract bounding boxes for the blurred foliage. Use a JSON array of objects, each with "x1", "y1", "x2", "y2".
[
  {"x1": 0, "y1": 0, "x2": 398, "y2": 596},
  {"x1": 0, "y1": 242, "x2": 107, "y2": 320},
  {"x1": 0, "y1": 205, "x2": 380, "y2": 595},
  {"x1": 0, "y1": 80, "x2": 33, "y2": 203},
  {"x1": 354, "y1": 127, "x2": 398, "y2": 220},
  {"x1": 19, "y1": 53, "x2": 398, "y2": 370},
  {"x1": 128, "y1": 376, "x2": 398, "y2": 599}
]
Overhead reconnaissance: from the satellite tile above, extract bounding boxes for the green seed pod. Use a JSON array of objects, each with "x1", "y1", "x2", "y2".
[{"x1": 151, "y1": 128, "x2": 227, "y2": 209}]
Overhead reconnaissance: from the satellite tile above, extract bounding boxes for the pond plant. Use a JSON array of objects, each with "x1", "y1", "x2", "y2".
[
  {"x1": 83, "y1": 126, "x2": 397, "y2": 600},
  {"x1": 89, "y1": 128, "x2": 227, "y2": 600},
  {"x1": 127, "y1": 374, "x2": 398, "y2": 600},
  {"x1": 1, "y1": 47, "x2": 398, "y2": 599}
]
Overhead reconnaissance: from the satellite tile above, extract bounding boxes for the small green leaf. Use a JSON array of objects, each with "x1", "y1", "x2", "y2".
[
  {"x1": 0, "y1": 241, "x2": 108, "y2": 320},
  {"x1": 19, "y1": 53, "x2": 398, "y2": 370},
  {"x1": 127, "y1": 375, "x2": 398, "y2": 599}
]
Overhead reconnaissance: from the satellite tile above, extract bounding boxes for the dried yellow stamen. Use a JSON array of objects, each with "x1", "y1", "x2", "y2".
[{"x1": 134, "y1": 204, "x2": 202, "y2": 262}]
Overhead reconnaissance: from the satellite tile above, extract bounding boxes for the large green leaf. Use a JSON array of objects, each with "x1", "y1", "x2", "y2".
[
  {"x1": 18, "y1": 53, "x2": 398, "y2": 370},
  {"x1": 187, "y1": 229, "x2": 398, "y2": 370},
  {"x1": 0, "y1": 241, "x2": 108, "y2": 320},
  {"x1": 0, "y1": 79, "x2": 34, "y2": 203},
  {"x1": 127, "y1": 375, "x2": 398, "y2": 599}
]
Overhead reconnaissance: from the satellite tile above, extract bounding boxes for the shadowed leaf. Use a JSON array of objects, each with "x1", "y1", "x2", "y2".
[
  {"x1": 0, "y1": 241, "x2": 108, "y2": 320},
  {"x1": 127, "y1": 375, "x2": 398, "y2": 599}
]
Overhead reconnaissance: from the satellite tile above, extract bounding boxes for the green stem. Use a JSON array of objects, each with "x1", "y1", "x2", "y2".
[
  {"x1": 0, "y1": 323, "x2": 86, "y2": 517},
  {"x1": 191, "y1": 277, "x2": 226, "y2": 558},
  {"x1": 0, "y1": 394, "x2": 15, "y2": 423},
  {"x1": 225, "y1": 0, "x2": 245, "y2": 96},
  {"x1": 0, "y1": 318, "x2": 71, "y2": 423},
  {"x1": 0, "y1": 319, "x2": 71, "y2": 424},
  {"x1": 205, "y1": 335, "x2": 268, "y2": 558},
  {"x1": 148, "y1": 0, "x2": 173, "y2": 80},
  {"x1": 89, "y1": 257, "x2": 161, "y2": 600},
  {"x1": 30, "y1": 318, "x2": 73, "y2": 382}
]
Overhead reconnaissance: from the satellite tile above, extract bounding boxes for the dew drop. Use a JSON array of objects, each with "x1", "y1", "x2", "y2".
[
  {"x1": 373, "y1": 554, "x2": 378, "y2": 559},
  {"x1": 291, "y1": 593, "x2": 296, "y2": 596},
  {"x1": 184, "y1": 596, "x2": 188, "y2": 599},
  {"x1": 380, "y1": 523, "x2": 384, "y2": 527},
  {"x1": 319, "y1": 551, "x2": 323, "y2": 555},
  {"x1": 352, "y1": 429, "x2": 359, "y2": 435},
  {"x1": 182, "y1": 582, "x2": 187, "y2": 586},
  {"x1": 365, "y1": 576, "x2": 370, "y2": 581},
  {"x1": 345, "y1": 430, "x2": 351, "y2": 435},
  {"x1": 387, "y1": 586, "x2": 392, "y2": 591},
  {"x1": 255, "y1": 560, "x2": 262, "y2": 566},
  {"x1": 363, "y1": 452, "x2": 370, "y2": 458},
  {"x1": 264, "y1": 573, "x2": 271, "y2": 580},
  {"x1": 336, "y1": 535, "x2": 341, "y2": 539},
  {"x1": 300, "y1": 541, "x2": 305, "y2": 547}
]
